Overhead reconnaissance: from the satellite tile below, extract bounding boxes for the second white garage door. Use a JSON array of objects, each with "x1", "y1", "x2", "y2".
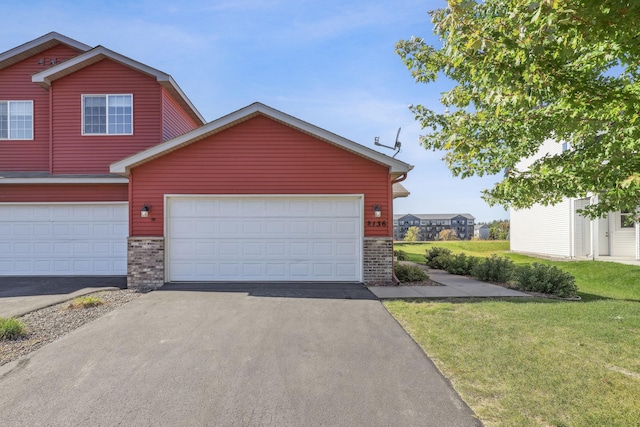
[
  {"x1": 166, "y1": 195, "x2": 363, "y2": 282},
  {"x1": 0, "y1": 203, "x2": 128, "y2": 275}
]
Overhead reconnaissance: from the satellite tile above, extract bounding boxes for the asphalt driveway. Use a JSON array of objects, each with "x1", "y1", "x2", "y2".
[{"x1": 0, "y1": 282, "x2": 480, "y2": 426}]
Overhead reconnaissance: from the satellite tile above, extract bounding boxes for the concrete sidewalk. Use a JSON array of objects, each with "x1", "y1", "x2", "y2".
[{"x1": 369, "y1": 268, "x2": 531, "y2": 299}]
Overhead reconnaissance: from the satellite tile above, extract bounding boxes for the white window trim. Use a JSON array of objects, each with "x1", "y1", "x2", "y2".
[
  {"x1": 81, "y1": 94, "x2": 133, "y2": 136},
  {"x1": 0, "y1": 100, "x2": 34, "y2": 141}
]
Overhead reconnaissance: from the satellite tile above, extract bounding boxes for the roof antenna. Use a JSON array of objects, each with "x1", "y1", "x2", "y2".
[{"x1": 374, "y1": 127, "x2": 402, "y2": 158}]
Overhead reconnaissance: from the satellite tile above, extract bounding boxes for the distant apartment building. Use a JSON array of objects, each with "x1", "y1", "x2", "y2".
[{"x1": 393, "y1": 213, "x2": 475, "y2": 241}]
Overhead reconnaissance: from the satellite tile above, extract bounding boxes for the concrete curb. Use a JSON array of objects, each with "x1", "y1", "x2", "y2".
[{"x1": 1, "y1": 287, "x2": 121, "y2": 319}]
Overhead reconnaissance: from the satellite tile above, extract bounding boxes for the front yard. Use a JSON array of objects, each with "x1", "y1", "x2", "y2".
[{"x1": 387, "y1": 241, "x2": 640, "y2": 426}]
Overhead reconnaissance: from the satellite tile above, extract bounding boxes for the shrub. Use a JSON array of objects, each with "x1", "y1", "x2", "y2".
[
  {"x1": 445, "y1": 253, "x2": 480, "y2": 276},
  {"x1": 425, "y1": 247, "x2": 453, "y2": 270},
  {"x1": 472, "y1": 255, "x2": 515, "y2": 283},
  {"x1": 513, "y1": 263, "x2": 578, "y2": 297},
  {"x1": 67, "y1": 295, "x2": 104, "y2": 309},
  {"x1": 0, "y1": 317, "x2": 27, "y2": 340},
  {"x1": 394, "y1": 263, "x2": 429, "y2": 283},
  {"x1": 394, "y1": 249, "x2": 408, "y2": 261}
]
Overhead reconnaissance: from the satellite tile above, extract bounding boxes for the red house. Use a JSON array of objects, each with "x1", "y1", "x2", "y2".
[{"x1": 0, "y1": 33, "x2": 412, "y2": 287}]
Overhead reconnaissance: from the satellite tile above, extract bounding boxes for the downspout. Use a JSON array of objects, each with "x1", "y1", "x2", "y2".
[
  {"x1": 391, "y1": 173, "x2": 408, "y2": 285},
  {"x1": 49, "y1": 87, "x2": 53, "y2": 173}
]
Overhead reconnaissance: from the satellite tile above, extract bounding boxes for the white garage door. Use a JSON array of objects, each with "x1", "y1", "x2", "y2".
[
  {"x1": 0, "y1": 203, "x2": 128, "y2": 275},
  {"x1": 167, "y1": 195, "x2": 363, "y2": 282}
]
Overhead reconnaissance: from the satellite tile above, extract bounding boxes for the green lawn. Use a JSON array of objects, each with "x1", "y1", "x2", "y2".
[{"x1": 388, "y1": 241, "x2": 640, "y2": 426}]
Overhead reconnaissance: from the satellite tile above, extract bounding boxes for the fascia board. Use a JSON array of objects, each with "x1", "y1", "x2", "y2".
[
  {"x1": 161, "y1": 76, "x2": 206, "y2": 125},
  {"x1": 111, "y1": 102, "x2": 414, "y2": 175}
]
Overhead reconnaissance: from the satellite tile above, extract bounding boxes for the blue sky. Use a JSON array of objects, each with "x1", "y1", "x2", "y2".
[{"x1": 2, "y1": 0, "x2": 508, "y2": 222}]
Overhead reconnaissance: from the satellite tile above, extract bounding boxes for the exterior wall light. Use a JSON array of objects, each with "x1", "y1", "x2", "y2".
[
  {"x1": 373, "y1": 205, "x2": 382, "y2": 218},
  {"x1": 141, "y1": 205, "x2": 150, "y2": 218}
]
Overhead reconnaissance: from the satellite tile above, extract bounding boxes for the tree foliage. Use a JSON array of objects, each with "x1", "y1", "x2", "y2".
[
  {"x1": 396, "y1": 0, "x2": 640, "y2": 219},
  {"x1": 438, "y1": 228, "x2": 459, "y2": 240},
  {"x1": 404, "y1": 226, "x2": 421, "y2": 241},
  {"x1": 482, "y1": 219, "x2": 510, "y2": 240}
]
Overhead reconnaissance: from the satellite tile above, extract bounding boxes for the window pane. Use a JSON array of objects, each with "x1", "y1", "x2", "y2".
[
  {"x1": 7, "y1": 101, "x2": 33, "y2": 139},
  {"x1": 107, "y1": 95, "x2": 132, "y2": 134},
  {"x1": 84, "y1": 96, "x2": 106, "y2": 134},
  {"x1": 0, "y1": 102, "x2": 7, "y2": 139}
]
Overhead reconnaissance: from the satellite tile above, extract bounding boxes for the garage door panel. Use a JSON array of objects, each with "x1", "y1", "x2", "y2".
[
  {"x1": 337, "y1": 263, "x2": 357, "y2": 277},
  {"x1": 167, "y1": 196, "x2": 362, "y2": 282},
  {"x1": 243, "y1": 221, "x2": 263, "y2": 234},
  {"x1": 0, "y1": 242, "x2": 10, "y2": 255},
  {"x1": 0, "y1": 203, "x2": 128, "y2": 276},
  {"x1": 34, "y1": 242, "x2": 51, "y2": 255},
  {"x1": 266, "y1": 242, "x2": 285, "y2": 256},
  {"x1": 218, "y1": 220, "x2": 239, "y2": 235},
  {"x1": 290, "y1": 221, "x2": 310, "y2": 234},
  {"x1": 336, "y1": 241, "x2": 358, "y2": 256},
  {"x1": 266, "y1": 263, "x2": 286, "y2": 277},
  {"x1": 219, "y1": 241, "x2": 239, "y2": 255},
  {"x1": 33, "y1": 260, "x2": 51, "y2": 272},
  {"x1": 289, "y1": 241, "x2": 309, "y2": 256},
  {"x1": 15, "y1": 242, "x2": 31, "y2": 255},
  {"x1": 33, "y1": 224, "x2": 52, "y2": 237},
  {"x1": 219, "y1": 263, "x2": 240, "y2": 276},
  {"x1": 195, "y1": 220, "x2": 217, "y2": 235},
  {"x1": 265, "y1": 221, "x2": 286, "y2": 234},
  {"x1": 243, "y1": 242, "x2": 263, "y2": 256}
]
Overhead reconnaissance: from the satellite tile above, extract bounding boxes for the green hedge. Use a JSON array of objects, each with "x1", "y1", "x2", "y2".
[
  {"x1": 424, "y1": 249, "x2": 578, "y2": 297},
  {"x1": 472, "y1": 255, "x2": 515, "y2": 284},
  {"x1": 394, "y1": 263, "x2": 429, "y2": 283},
  {"x1": 425, "y1": 247, "x2": 453, "y2": 270},
  {"x1": 513, "y1": 263, "x2": 578, "y2": 298}
]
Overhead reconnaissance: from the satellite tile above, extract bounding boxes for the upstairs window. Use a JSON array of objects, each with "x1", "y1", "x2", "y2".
[
  {"x1": 0, "y1": 101, "x2": 33, "y2": 140},
  {"x1": 82, "y1": 94, "x2": 132, "y2": 135}
]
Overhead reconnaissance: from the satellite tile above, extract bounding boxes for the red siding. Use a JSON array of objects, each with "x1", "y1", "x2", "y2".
[
  {"x1": 51, "y1": 59, "x2": 162, "y2": 174},
  {"x1": 161, "y1": 87, "x2": 198, "y2": 141},
  {"x1": 0, "y1": 184, "x2": 127, "y2": 202},
  {"x1": 130, "y1": 115, "x2": 392, "y2": 238},
  {"x1": 0, "y1": 45, "x2": 81, "y2": 171}
]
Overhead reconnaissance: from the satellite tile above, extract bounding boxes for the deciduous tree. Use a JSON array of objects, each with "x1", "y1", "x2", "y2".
[
  {"x1": 404, "y1": 226, "x2": 421, "y2": 241},
  {"x1": 438, "y1": 229, "x2": 459, "y2": 240},
  {"x1": 396, "y1": 0, "x2": 640, "y2": 219}
]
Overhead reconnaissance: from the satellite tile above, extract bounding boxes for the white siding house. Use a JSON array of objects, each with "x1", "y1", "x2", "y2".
[{"x1": 510, "y1": 140, "x2": 640, "y2": 261}]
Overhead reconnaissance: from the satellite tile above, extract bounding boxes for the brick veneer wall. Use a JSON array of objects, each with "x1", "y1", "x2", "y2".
[
  {"x1": 127, "y1": 237, "x2": 165, "y2": 289},
  {"x1": 363, "y1": 237, "x2": 394, "y2": 285}
]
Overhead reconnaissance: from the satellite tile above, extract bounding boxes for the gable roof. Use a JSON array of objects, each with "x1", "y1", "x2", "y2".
[
  {"x1": 31, "y1": 45, "x2": 205, "y2": 125},
  {"x1": 110, "y1": 102, "x2": 413, "y2": 176},
  {"x1": 0, "y1": 32, "x2": 91, "y2": 71}
]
